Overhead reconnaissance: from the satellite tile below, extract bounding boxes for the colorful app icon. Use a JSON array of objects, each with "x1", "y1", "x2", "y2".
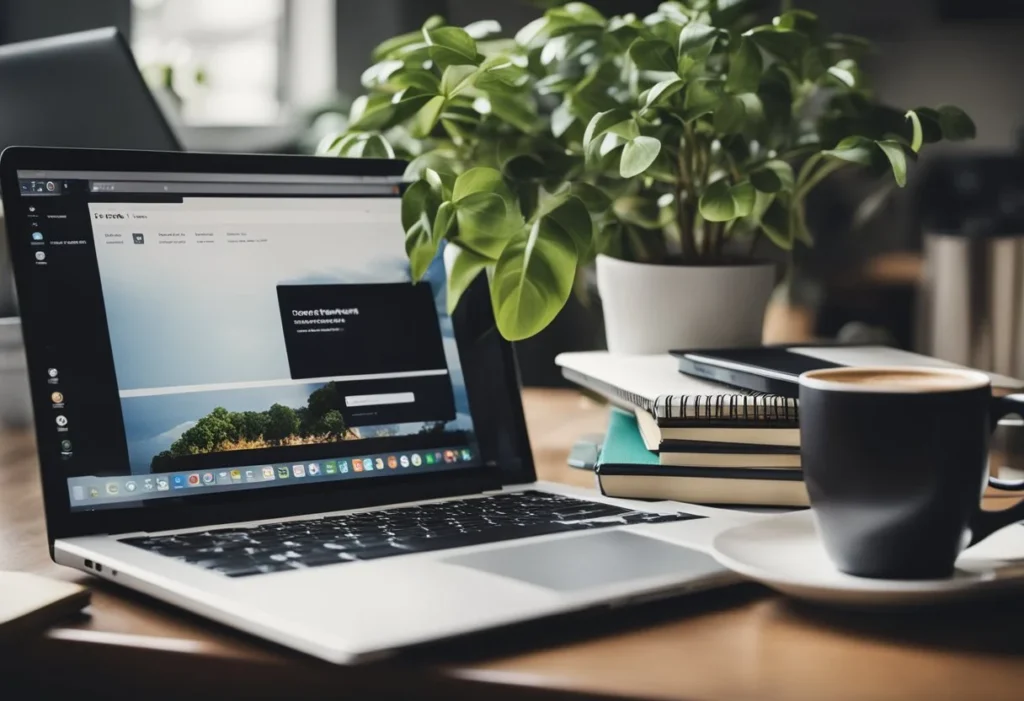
[
  {"x1": 230, "y1": 469, "x2": 242, "y2": 482},
  {"x1": 143, "y1": 478, "x2": 154, "y2": 491},
  {"x1": 47, "y1": 367, "x2": 58, "y2": 378},
  {"x1": 411, "y1": 453, "x2": 422, "y2": 467},
  {"x1": 435, "y1": 452, "x2": 443, "y2": 463},
  {"x1": 387, "y1": 455, "x2": 398, "y2": 469},
  {"x1": 51, "y1": 391, "x2": 64, "y2": 404},
  {"x1": 339, "y1": 460, "x2": 349, "y2": 474},
  {"x1": 308, "y1": 463, "x2": 321, "y2": 476},
  {"x1": 245, "y1": 469, "x2": 256, "y2": 482},
  {"x1": 352, "y1": 459, "x2": 364, "y2": 472},
  {"x1": 32, "y1": 231, "x2": 43, "y2": 242},
  {"x1": 55, "y1": 414, "x2": 68, "y2": 427},
  {"x1": 106, "y1": 482, "x2": 119, "y2": 495},
  {"x1": 399, "y1": 455, "x2": 410, "y2": 468},
  {"x1": 172, "y1": 474, "x2": 185, "y2": 489},
  {"x1": 202, "y1": 472, "x2": 215, "y2": 485},
  {"x1": 292, "y1": 464, "x2": 306, "y2": 478},
  {"x1": 217, "y1": 470, "x2": 231, "y2": 485},
  {"x1": 444, "y1": 450, "x2": 456, "y2": 464},
  {"x1": 425, "y1": 453, "x2": 435, "y2": 465},
  {"x1": 375, "y1": 458, "x2": 385, "y2": 470},
  {"x1": 125, "y1": 480, "x2": 137, "y2": 493},
  {"x1": 35, "y1": 251, "x2": 46, "y2": 262},
  {"x1": 324, "y1": 461, "x2": 337, "y2": 475},
  {"x1": 262, "y1": 466, "x2": 275, "y2": 480},
  {"x1": 72, "y1": 485, "x2": 84, "y2": 500},
  {"x1": 462, "y1": 449, "x2": 472, "y2": 461},
  {"x1": 277, "y1": 466, "x2": 290, "y2": 479},
  {"x1": 188, "y1": 473, "x2": 201, "y2": 486},
  {"x1": 156, "y1": 477, "x2": 169, "y2": 491},
  {"x1": 88, "y1": 486, "x2": 100, "y2": 498},
  {"x1": 365, "y1": 458, "x2": 375, "y2": 470}
]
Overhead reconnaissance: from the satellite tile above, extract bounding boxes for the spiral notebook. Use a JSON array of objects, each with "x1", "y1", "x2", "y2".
[{"x1": 555, "y1": 352, "x2": 798, "y2": 426}]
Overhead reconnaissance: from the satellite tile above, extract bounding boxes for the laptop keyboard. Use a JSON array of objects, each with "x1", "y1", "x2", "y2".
[{"x1": 122, "y1": 491, "x2": 702, "y2": 578}]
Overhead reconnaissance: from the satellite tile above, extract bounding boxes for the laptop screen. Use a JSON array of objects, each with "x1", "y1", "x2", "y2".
[{"x1": 14, "y1": 168, "x2": 481, "y2": 511}]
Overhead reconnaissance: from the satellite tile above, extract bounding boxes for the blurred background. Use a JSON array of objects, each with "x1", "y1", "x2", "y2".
[{"x1": 0, "y1": 0, "x2": 1022, "y2": 395}]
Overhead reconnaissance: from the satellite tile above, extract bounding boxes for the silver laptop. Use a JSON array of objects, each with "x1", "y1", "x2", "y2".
[{"x1": 1, "y1": 147, "x2": 746, "y2": 664}]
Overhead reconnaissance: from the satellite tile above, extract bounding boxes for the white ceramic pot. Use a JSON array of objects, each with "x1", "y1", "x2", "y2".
[{"x1": 596, "y1": 254, "x2": 775, "y2": 355}]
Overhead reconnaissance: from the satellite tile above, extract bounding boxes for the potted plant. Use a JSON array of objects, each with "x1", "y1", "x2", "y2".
[{"x1": 329, "y1": 1, "x2": 974, "y2": 353}]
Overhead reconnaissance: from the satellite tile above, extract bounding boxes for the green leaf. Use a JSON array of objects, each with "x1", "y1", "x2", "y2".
[
  {"x1": 823, "y1": 136, "x2": 875, "y2": 166},
  {"x1": 773, "y1": 9, "x2": 819, "y2": 36},
  {"x1": 464, "y1": 19, "x2": 502, "y2": 40},
  {"x1": 644, "y1": 77, "x2": 686, "y2": 108},
  {"x1": 727, "y1": 37, "x2": 762, "y2": 94},
  {"x1": 433, "y1": 201, "x2": 456, "y2": 243},
  {"x1": 700, "y1": 180, "x2": 757, "y2": 222},
  {"x1": 372, "y1": 29, "x2": 425, "y2": 62},
  {"x1": 403, "y1": 180, "x2": 442, "y2": 281},
  {"x1": 453, "y1": 167, "x2": 504, "y2": 201},
  {"x1": 826, "y1": 63, "x2": 857, "y2": 89},
  {"x1": 714, "y1": 95, "x2": 745, "y2": 133},
  {"x1": 801, "y1": 48, "x2": 827, "y2": 82},
  {"x1": 490, "y1": 215, "x2": 578, "y2": 341},
  {"x1": 583, "y1": 108, "x2": 632, "y2": 149},
  {"x1": 389, "y1": 70, "x2": 441, "y2": 93},
  {"x1": 761, "y1": 199, "x2": 794, "y2": 250},
  {"x1": 423, "y1": 25, "x2": 480, "y2": 68},
  {"x1": 754, "y1": 160, "x2": 795, "y2": 192},
  {"x1": 571, "y1": 182, "x2": 612, "y2": 213},
  {"x1": 551, "y1": 102, "x2": 575, "y2": 138},
  {"x1": 502, "y1": 154, "x2": 547, "y2": 180},
  {"x1": 620, "y1": 136, "x2": 662, "y2": 178},
  {"x1": 343, "y1": 134, "x2": 396, "y2": 159},
  {"x1": 607, "y1": 119, "x2": 640, "y2": 141},
  {"x1": 613, "y1": 196, "x2": 663, "y2": 230},
  {"x1": 390, "y1": 88, "x2": 434, "y2": 122},
  {"x1": 745, "y1": 26, "x2": 806, "y2": 62},
  {"x1": 488, "y1": 94, "x2": 537, "y2": 133},
  {"x1": 544, "y1": 196, "x2": 593, "y2": 256},
  {"x1": 684, "y1": 79, "x2": 723, "y2": 120},
  {"x1": 548, "y1": 2, "x2": 606, "y2": 32},
  {"x1": 424, "y1": 168, "x2": 455, "y2": 200},
  {"x1": 628, "y1": 39, "x2": 677, "y2": 72},
  {"x1": 699, "y1": 180, "x2": 735, "y2": 222},
  {"x1": 678, "y1": 21, "x2": 718, "y2": 54},
  {"x1": 937, "y1": 105, "x2": 976, "y2": 141},
  {"x1": 515, "y1": 17, "x2": 549, "y2": 47},
  {"x1": 410, "y1": 95, "x2": 447, "y2": 138},
  {"x1": 731, "y1": 182, "x2": 756, "y2": 217},
  {"x1": 454, "y1": 192, "x2": 509, "y2": 259},
  {"x1": 905, "y1": 110, "x2": 923, "y2": 153},
  {"x1": 445, "y1": 243, "x2": 491, "y2": 315},
  {"x1": 348, "y1": 94, "x2": 395, "y2": 131},
  {"x1": 441, "y1": 65, "x2": 478, "y2": 97},
  {"x1": 360, "y1": 60, "x2": 404, "y2": 89},
  {"x1": 876, "y1": 140, "x2": 908, "y2": 188},
  {"x1": 750, "y1": 167, "x2": 782, "y2": 193}
]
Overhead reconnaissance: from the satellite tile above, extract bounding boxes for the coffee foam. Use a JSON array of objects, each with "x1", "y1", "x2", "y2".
[{"x1": 800, "y1": 367, "x2": 990, "y2": 394}]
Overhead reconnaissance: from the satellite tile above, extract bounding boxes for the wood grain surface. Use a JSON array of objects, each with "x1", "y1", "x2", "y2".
[{"x1": 3, "y1": 389, "x2": 1024, "y2": 700}]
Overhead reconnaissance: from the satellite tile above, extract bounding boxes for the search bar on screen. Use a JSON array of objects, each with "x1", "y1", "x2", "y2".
[{"x1": 345, "y1": 392, "x2": 416, "y2": 407}]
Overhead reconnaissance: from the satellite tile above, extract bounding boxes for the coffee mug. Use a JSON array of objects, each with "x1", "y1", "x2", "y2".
[{"x1": 799, "y1": 366, "x2": 1024, "y2": 580}]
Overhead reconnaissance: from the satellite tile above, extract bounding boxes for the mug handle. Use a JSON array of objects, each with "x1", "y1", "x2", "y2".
[{"x1": 969, "y1": 394, "x2": 1024, "y2": 545}]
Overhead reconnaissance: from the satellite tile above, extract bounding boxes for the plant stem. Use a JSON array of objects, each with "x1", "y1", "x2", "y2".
[
  {"x1": 677, "y1": 128, "x2": 700, "y2": 261},
  {"x1": 797, "y1": 159, "x2": 847, "y2": 199}
]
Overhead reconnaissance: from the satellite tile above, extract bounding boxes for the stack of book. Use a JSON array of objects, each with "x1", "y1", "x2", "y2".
[{"x1": 556, "y1": 352, "x2": 807, "y2": 507}]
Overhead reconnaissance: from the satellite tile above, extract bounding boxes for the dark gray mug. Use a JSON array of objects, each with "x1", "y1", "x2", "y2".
[{"x1": 799, "y1": 366, "x2": 1024, "y2": 580}]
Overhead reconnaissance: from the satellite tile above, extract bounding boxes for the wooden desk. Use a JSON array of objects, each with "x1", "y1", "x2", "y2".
[{"x1": 4, "y1": 389, "x2": 1024, "y2": 700}]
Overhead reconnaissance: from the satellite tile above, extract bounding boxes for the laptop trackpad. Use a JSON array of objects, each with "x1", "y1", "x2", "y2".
[{"x1": 444, "y1": 530, "x2": 724, "y2": 593}]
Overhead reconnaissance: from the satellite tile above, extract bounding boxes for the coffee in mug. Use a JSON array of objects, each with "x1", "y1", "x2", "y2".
[{"x1": 799, "y1": 366, "x2": 1024, "y2": 579}]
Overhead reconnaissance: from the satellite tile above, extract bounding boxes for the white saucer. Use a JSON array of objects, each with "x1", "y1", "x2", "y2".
[{"x1": 711, "y1": 510, "x2": 1024, "y2": 607}]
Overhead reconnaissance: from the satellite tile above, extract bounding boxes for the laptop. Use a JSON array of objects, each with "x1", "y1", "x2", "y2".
[{"x1": 0, "y1": 147, "x2": 749, "y2": 664}]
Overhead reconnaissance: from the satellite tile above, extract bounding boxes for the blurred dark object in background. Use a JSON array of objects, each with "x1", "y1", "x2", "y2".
[
  {"x1": 935, "y1": 0, "x2": 1024, "y2": 20},
  {"x1": 918, "y1": 152, "x2": 1024, "y2": 376}
]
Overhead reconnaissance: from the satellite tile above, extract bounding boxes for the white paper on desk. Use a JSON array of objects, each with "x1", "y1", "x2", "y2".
[{"x1": 554, "y1": 351, "x2": 736, "y2": 405}]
